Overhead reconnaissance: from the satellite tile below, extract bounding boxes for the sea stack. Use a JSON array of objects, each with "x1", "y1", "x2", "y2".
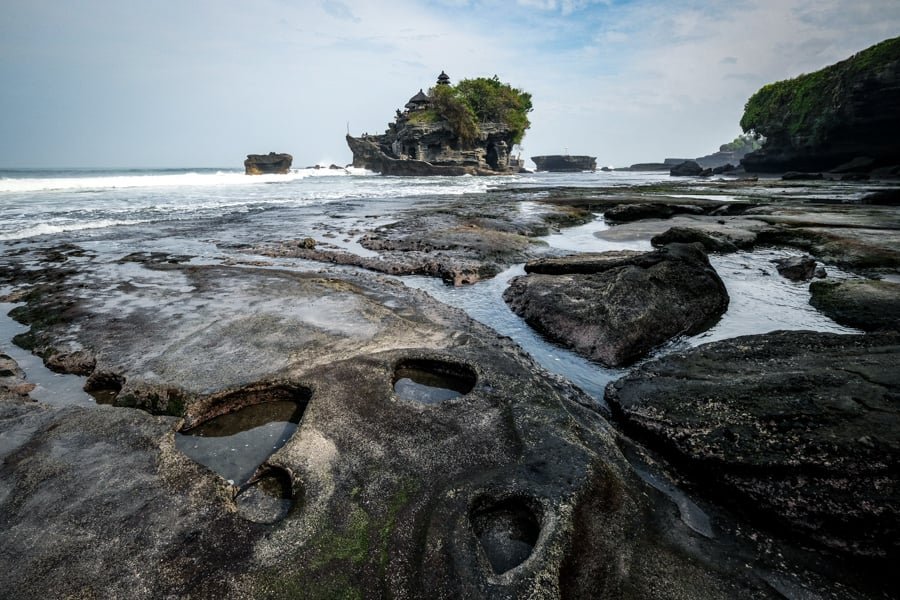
[
  {"x1": 531, "y1": 155, "x2": 596, "y2": 172},
  {"x1": 244, "y1": 152, "x2": 293, "y2": 175},
  {"x1": 346, "y1": 72, "x2": 532, "y2": 176}
]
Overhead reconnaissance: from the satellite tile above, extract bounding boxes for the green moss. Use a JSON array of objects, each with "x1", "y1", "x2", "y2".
[
  {"x1": 311, "y1": 504, "x2": 371, "y2": 569},
  {"x1": 377, "y1": 480, "x2": 419, "y2": 580},
  {"x1": 740, "y1": 36, "x2": 900, "y2": 145}
]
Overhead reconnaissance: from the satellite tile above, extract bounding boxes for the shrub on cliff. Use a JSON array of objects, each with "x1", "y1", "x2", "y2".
[
  {"x1": 423, "y1": 76, "x2": 533, "y2": 146},
  {"x1": 740, "y1": 37, "x2": 900, "y2": 147}
]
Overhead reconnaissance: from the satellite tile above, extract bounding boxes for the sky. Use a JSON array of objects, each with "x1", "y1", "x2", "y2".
[{"x1": 1, "y1": 0, "x2": 898, "y2": 169}]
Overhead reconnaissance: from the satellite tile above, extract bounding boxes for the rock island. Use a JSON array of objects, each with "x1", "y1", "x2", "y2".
[{"x1": 346, "y1": 72, "x2": 531, "y2": 175}]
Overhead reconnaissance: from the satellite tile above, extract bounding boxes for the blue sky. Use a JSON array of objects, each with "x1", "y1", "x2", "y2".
[{"x1": 1, "y1": 0, "x2": 898, "y2": 168}]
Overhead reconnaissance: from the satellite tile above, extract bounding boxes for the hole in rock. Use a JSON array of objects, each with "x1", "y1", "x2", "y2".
[
  {"x1": 84, "y1": 371, "x2": 124, "y2": 405},
  {"x1": 175, "y1": 385, "x2": 309, "y2": 486},
  {"x1": 471, "y1": 496, "x2": 542, "y2": 575},
  {"x1": 393, "y1": 358, "x2": 476, "y2": 404},
  {"x1": 235, "y1": 466, "x2": 294, "y2": 524}
]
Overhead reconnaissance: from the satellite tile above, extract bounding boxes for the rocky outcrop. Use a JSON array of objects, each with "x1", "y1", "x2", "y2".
[
  {"x1": 346, "y1": 74, "x2": 528, "y2": 176},
  {"x1": 503, "y1": 243, "x2": 729, "y2": 367},
  {"x1": 809, "y1": 279, "x2": 900, "y2": 331},
  {"x1": 669, "y1": 160, "x2": 704, "y2": 176},
  {"x1": 531, "y1": 155, "x2": 597, "y2": 172},
  {"x1": 740, "y1": 37, "x2": 900, "y2": 173},
  {"x1": 606, "y1": 331, "x2": 900, "y2": 561},
  {"x1": 244, "y1": 152, "x2": 292, "y2": 175}
]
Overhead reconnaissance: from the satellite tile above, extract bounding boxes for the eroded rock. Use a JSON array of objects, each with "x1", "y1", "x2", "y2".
[
  {"x1": 504, "y1": 243, "x2": 729, "y2": 367},
  {"x1": 810, "y1": 278, "x2": 900, "y2": 331}
]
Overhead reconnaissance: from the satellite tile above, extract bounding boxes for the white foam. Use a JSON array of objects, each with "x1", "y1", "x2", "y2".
[
  {"x1": 0, "y1": 168, "x2": 370, "y2": 194},
  {"x1": 0, "y1": 219, "x2": 146, "y2": 241}
]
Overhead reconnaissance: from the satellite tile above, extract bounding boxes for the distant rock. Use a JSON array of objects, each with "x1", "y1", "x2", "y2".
[
  {"x1": 244, "y1": 152, "x2": 292, "y2": 175},
  {"x1": 503, "y1": 243, "x2": 729, "y2": 367},
  {"x1": 531, "y1": 155, "x2": 597, "y2": 172},
  {"x1": 781, "y1": 171, "x2": 823, "y2": 180},
  {"x1": 809, "y1": 279, "x2": 900, "y2": 331},
  {"x1": 669, "y1": 160, "x2": 703, "y2": 176}
]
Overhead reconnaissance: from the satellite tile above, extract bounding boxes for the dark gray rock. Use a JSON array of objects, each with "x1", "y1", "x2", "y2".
[
  {"x1": 605, "y1": 331, "x2": 900, "y2": 561},
  {"x1": 809, "y1": 279, "x2": 900, "y2": 331},
  {"x1": 772, "y1": 255, "x2": 818, "y2": 280},
  {"x1": 603, "y1": 203, "x2": 705, "y2": 223},
  {"x1": 503, "y1": 243, "x2": 729, "y2": 367},
  {"x1": 651, "y1": 226, "x2": 741, "y2": 253},
  {"x1": 669, "y1": 160, "x2": 703, "y2": 176},
  {"x1": 781, "y1": 171, "x2": 824, "y2": 180}
]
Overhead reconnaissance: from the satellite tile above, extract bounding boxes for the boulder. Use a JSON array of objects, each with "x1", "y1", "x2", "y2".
[
  {"x1": 651, "y1": 226, "x2": 740, "y2": 253},
  {"x1": 860, "y1": 189, "x2": 900, "y2": 205},
  {"x1": 772, "y1": 255, "x2": 818, "y2": 280},
  {"x1": 669, "y1": 160, "x2": 703, "y2": 176},
  {"x1": 503, "y1": 243, "x2": 729, "y2": 367},
  {"x1": 605, "y1": 331, "x2": 900, "y2": 560},
  {"x1": 809, "y1": 279, "x2": 900, "y2": 331},
  {"x1": 830, "y1": 156, "x2": 876, "y2": 173}
]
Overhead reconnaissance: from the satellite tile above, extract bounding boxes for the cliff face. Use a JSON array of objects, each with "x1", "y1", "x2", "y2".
[{"x1": 740, "y1": 37, "x2": 900, "y2": 173}]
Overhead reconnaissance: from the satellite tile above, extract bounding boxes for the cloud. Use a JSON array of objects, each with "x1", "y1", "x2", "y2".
[
  {"x1": 1, "y1": 0, "x2": 899, "y2": 167},
  {"x1": 321, "y1": 0, "x2": 361, "y2": 22}
]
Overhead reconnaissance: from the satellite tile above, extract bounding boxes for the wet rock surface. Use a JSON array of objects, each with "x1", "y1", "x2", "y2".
[
  {"x1": 606, "y1": 331, "x2": 900, "y2": 562},
  {"x1": 503, "y1": 243, "x2": 729, "y2": 367},
  {"x1": 253, "y1": 198, "x2": 593, "y2": 285},
  {"x1": 809, "y1": 278, "x2": 900, "y2": 331},
  {"x1": 0, "y1": 255, "x2": 785, "y2": 599},
  {"x1": 772, "y1": 255, "x2": 818, "y2": 280}
]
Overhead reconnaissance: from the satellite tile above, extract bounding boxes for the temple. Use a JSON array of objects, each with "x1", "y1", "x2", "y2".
[{"x1": 346, "y1": 72, "x2": 524, "y2": 176}]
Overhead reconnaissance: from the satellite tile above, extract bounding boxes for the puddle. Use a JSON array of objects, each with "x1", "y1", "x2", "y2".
[
  {"x1": 471, "y1": 496, "x2": 542, "y2": 575},
  {"x1": 0, "y1": 301, "x2": 95, "y2": 406},
  {"x1": 175, "y1": 399, "x2": 306, "y2": 486},
  {"x1": 393, "y1": 359, "x2": 476, "y2": 404}
]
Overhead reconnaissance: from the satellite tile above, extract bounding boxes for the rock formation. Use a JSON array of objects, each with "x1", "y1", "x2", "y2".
[
  {"x1": 530, "y1": 155, "x2": 597, "y2": 172},
  {"x1": 346, "y1": 73, "x2": 530, "y2": 176},
  {"x1": 503, "y1": 243, "x2": 729, "y2": 367},
  {"x1": 740, "y1": 36, "x2": 900, "y2": 173},
  {"x1": 606, "y1": 331, "x2": 900, "y2": 561},
  {"x1": 244, "y1": 152, "x2": 293, "y2": 175}
]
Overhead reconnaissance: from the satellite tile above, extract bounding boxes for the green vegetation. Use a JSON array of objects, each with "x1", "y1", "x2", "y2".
[
  {"x1": 719, "y1": 133, "x2": 762, "y2": 154},
  {"x1": 417, "y1": 76, "x2": 533, "y2": 145},
  {"x1": 740, "y1": 36, "x2": 900, "y2": 145}
]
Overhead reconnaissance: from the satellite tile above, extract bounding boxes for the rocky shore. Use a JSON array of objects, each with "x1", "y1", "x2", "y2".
[{"x1": 2, "y1": 175, "x2": 899, "y2": 598}]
